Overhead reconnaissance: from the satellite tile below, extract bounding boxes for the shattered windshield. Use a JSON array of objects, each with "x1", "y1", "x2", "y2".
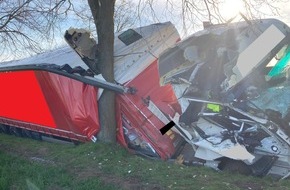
[
  {"x1": 244, "y1": 44, "x2": 290, "y2": 119},
  {"x1": 267, "y1": 45, "x2": 290, "y2": 78}
]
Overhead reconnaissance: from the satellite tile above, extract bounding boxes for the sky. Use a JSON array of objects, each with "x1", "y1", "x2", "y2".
[
  {"x1": 53, "y1": 0, "x2": 290, "y2": 43},
  {"x1": 1, "y1": 0, "x2": 290, "y2": 61},
  {"x1": 130, "y1": 0, "x2": 290, "y2": 37}
]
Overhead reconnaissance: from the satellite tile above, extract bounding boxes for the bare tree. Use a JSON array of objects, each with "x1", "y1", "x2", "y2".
[
  {"x1": 0, "y1": 0, "x2": 136, "y2": 61},
  {"x1": 0, "y1": 0, "x2": 73, "y2": 60},
  {"x1": 114, "y1": 0, "x2": 137, "y2": 32},
  {"x1": 135, "y1": 0, "x2": 286, "y2": 36},
  {"x1": 88, "y1": 0, "x2": 117, "y2": 143},
  {"x1": 67, "y1": 0, "x2": 137, "y2": 34}
]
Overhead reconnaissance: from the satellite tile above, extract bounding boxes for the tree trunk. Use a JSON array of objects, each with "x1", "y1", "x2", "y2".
[{"x1": 88, "y1": 0, "x2": 116, "y2": 143}]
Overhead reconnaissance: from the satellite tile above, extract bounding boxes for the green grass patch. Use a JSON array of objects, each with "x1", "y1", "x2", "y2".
[
  {"x1": 0, "y1": 150, "x2": 115, "y2": 190},
  {"x1": 0, "y1": 133, "x2": 290, "y2": 189}
]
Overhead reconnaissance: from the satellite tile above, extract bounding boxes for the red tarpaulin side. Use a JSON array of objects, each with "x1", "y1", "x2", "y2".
[
  {"x1": 35, "y1": 71, "x2": 100, "y2": 140},
  {"x1": 117, "y1": 60, "x2": 182, "y2": 159},
  {"x1": 0, "y1": 71, "x2": 56, "y2": 128}
]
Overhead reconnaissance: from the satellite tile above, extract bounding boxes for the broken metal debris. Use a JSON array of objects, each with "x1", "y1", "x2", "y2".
[{"x1": 157, "y1": 18, "x2": 290, "y2": 179}]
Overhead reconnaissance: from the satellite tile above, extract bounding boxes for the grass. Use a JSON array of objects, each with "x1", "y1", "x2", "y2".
[
  {"x1": 0, "y1": 150, "x2": 115, "y2": 190},
  {"x1": 0, "y1": 133, "x2": 290, "y2": 190}
]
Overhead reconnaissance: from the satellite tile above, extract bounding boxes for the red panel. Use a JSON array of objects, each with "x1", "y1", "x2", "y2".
[
  {"x1": 117, "y1": 61, "x2": 182, "y2": 159},
  {"x1": 117, "y1": 39, "x2": 182, "y2": 148},
  {"x1": 127, "y1": 60, "x2": 181, "y2": 115},
  {"x1": 0, "y1": 71, "x2": 56, "y2": 128},
  {"x1": 35, "y1": 71, "x2": 100, "y2": 140}
]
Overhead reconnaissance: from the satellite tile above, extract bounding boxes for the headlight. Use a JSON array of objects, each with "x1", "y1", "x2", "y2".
[{"x1": 122, "y1": 116, "x2": 159, "y2": 158}]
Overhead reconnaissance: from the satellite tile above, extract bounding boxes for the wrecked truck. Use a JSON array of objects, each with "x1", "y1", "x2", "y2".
[
  {"x1": 158, "y1": 18, "x2": 290, "y2": 179},
  {"x1": 1, "y1": 18, "x2": 290, "y2": 179}
]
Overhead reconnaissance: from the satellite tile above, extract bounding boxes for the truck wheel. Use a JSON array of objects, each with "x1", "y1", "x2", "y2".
[
  {"x1": 9, "y1": 127, "x2": 22, "y2": 137},
  {"x1": 31, "y1": 131, "x2": 42, "y2": 140},
  {"x1": 22, "y1": 129, "x2": 32, "y2": 138},
  {"x1": 0, "y1": 124, "x2": 10, "y2": 134},
  {"x1": 72, "y1": 140, "x2": 81, "y2": 145}
]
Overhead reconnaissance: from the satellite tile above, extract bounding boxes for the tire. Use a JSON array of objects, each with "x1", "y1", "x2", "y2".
[
  {"x1": 31, "y1": 131, "x2": 42, "y2": 140},
  {"x1": 72, "y1": 140, "x2": 81, "y2": 145},
  {"x1": 22, "y1": 129, "x2": 32, "y2": 138},
  {"x1": 0, "y1": 124, "x2": 10, "y2": 134},
  {"x1": 9, "y1": 127, "x2": 23, "y2": 137}
]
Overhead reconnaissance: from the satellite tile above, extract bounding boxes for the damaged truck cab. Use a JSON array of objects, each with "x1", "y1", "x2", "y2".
[{"x1": 158, "y1": 18, "x2": 290, "y2": 179}]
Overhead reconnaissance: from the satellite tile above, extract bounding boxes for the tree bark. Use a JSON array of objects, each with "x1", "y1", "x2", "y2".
[{"x1": 88, "y1": 0, "x2": 116, "y2": 143}]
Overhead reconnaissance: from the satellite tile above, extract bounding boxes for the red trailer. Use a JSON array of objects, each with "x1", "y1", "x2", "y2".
[{"x1": 0, "y1": 22, "x2": 183, "y2": 159}]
